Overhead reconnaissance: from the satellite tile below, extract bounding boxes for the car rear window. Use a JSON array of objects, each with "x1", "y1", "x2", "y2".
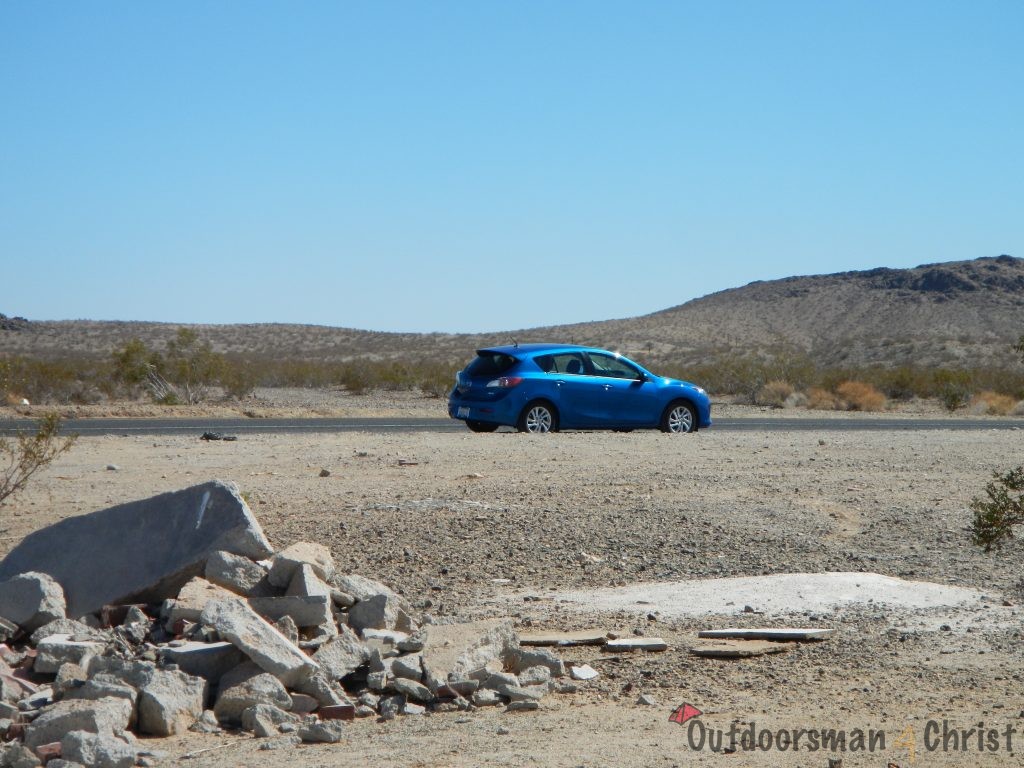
[{"x1": 465, "y1": 352, "x2": 518, "y2": 377}]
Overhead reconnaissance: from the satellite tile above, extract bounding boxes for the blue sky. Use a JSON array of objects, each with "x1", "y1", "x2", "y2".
[{"x1": 2, "y1": 2, "x2": 1021, "y2": 333}]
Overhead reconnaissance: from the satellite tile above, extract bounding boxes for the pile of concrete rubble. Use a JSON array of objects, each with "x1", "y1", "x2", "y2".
[{"x1": 0, "y1": 481, "x2": 578, "y2": 768}]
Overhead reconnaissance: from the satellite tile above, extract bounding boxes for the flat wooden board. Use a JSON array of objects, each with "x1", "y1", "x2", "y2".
[
  {"x1": 690, "y1": 639, "x2": 792, "y2": 658},
  {"x1": 697, "y1": 627, "x2": 834, "y2": 641},
  {"x1": 520, "y1": 630, "x2": 610, "y2": 647}
]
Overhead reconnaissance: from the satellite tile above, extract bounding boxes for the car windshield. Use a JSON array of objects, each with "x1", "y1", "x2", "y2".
[{"x1": 465, "y1": 352, "x2": 518, "y2": 377}]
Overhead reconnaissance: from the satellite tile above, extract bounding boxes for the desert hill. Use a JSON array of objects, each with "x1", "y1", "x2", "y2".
[{"x1": 2, "y1": 255, "x2": 1022, "y2": 369}]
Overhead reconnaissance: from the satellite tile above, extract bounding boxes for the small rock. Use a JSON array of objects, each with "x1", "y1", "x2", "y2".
[
  {"x1": 636, "y1": 694, "x2": 658, "y2": 706},
  {"x1": 298, "y1": 718, "x2": 345, "y2": 743},
  {"x1": 318, "y1": 469, "x2": 331, "y2": 477},
  {"x1": 569, "y1": 664, "x2": 599, "y2": 681}
]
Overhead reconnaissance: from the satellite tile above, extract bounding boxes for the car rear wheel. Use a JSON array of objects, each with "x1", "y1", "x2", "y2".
[
  {"x1": 660, "y1": 401, "x2": 696, "y2": 433},
  {"x1": 466, "y1": 420, "x2": 499, "y2": 433},
  {"x1": 518, "y1": 402, "x2": 558, "y2": 433}
]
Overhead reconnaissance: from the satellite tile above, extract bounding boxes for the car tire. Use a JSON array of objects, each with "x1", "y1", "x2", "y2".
[
  {"x1": 660, "y1": 400, "x2": 696, "y2": 433},
  {"x1": 517, "y1": 401, "x2": 558, "y2": 433},
  {"x1": 466, "y1": 420, "x2": 499, "y2": 433}
]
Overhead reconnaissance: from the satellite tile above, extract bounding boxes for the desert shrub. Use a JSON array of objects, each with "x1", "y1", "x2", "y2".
[
  {"x1": 835, "y1": 380, "x2": 887, "y2": 412},
  {"x1": 755, "y1": 380, "x2": 794, "y2": 408},
  {"x1": 969, "y1": 391, "x2": 1017, "y2": 416},
  {"x1": 805, "y1": 387, "x2": 841, "y2": 410},
  {"x1": 1, "y1": 413, "x2": 76, "y2": 505},
  {"x1": 970, "y1": 465, "x2": 1024, "y2": 551},
  {"x1": 784, "y1": 391, "x2": 808, "y2": 408},
  {"x1": 933, "y1": 369, "x2": 972, "y2": 412}
]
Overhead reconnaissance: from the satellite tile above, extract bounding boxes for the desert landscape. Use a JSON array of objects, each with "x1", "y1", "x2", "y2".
[{"x1": 1, "y1": 387, "x2": 1022, "y2": 767}]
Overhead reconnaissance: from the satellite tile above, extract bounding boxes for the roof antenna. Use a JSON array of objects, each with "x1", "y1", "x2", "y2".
[{"x1": 511, "y1": 337, "x2": 518, "y2": 348}]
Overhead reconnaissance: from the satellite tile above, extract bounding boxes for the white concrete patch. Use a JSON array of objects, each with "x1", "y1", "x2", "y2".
[{"x1": 550, "y1": 572, "x2": 999, "y2": 619}]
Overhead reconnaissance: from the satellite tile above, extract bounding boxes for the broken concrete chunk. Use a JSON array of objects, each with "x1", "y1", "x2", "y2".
[
  {"x1": 0, "y1": 481, "x2": 273, "y2": 618},
  {"x1": 494, "y1": 683, "x2": 545, "y2": 704},
  {"x1": 204, "y1": 550, "x2": 270, "y2": 597},
  {"x1": 506, "y1": 700, "x2": 539, "y2": 712},
  {"x1": 696, "y1": 627, "x2": 835, "y2": 642},
  {"x1": 391, "y1": 653, "x2": 423, "y2": 682},
  {"x1": 297, "y1": 718, "x2": 344, "y2": 743},
  {"x1": 29, "y1": 619, "x2": 105, "y2": 647},
  {"x1": 214, "y1": 663, "x2": 292, "y2": 724},
  {"x1": 158, "y1": 641, "x2": 244, "y2": 683},
  {"x1": 330, "y1": 589, "x2": 355, "y2": 609},
  {"x1": 61, "y1": 730, "x2": 136, "y2": 768},
  {"x1": 391, "y1": 678, "x2": 433, "y2": 702},
  {"x1": 420, "y1": 619, "x2": 517, "y2": 692},
  {"x1": 471, "y1": 689, "x2": 502, "y2": 707},
  {"x1": 241, "y1": 703, "x2": 294, "y2": 737},
  {"x1": 347, "y1": 594, "x2": 415, "y2": 634},
  {"x1": 330, "y1": 574, "x2": 400, "y2": 603},
  {"x1": 402, "y1": 701, "x2": 426, "y2": 716},
  {"x1": 34, "y1": 635, "x2": 106, "y2": 675},
  {"x1": 247, "y1": 595, "x2": 333, "y2": 629},
  {"x1": 63, "y1": 675, "x2": 139, "y2": 711},
  {"x1": 0, "y1": 617, "x2": 18, "y2": 643},
  {"x1": 603, "y1": 638, "x2": 668, "y2": 652},
  {"x1": 200, "y1": 599, "x2": 319, "y2": 688},
  {"x1": 311, "y1": 626, "x2": 367, "y2": 681},
  {"x1": 286, "y1": 563, "x2": 332, "y2": 599},
  {"x1": 164, "y1": 578, "x2": 238, "y2": 631},
  {"x1": 690, "y1": 639, "x2": 791, "y2": 658},
  {"x1": 268, "y1": 543, "x2": 334, "y2": 589},
  {"x1": 507, "y1": 647, "x2": 564, "y2": 678},
  {"x1": 136, "y1": 668, "x2": 208, "y2": 736},
  {"x1": 53, "y1": 663, "x2": 89, "y2": 696},
  {"x1": 24, "y1": 696, "x2": 134, "y2": 749},
  {"x1": 0, "y1": 572, "x2": 66, "y2": 632},
  {"x1": 569, "y1": 664, "x2": 599, "y2": 681},
  {"x1": 273, "y1": 616, "x2": 300, "y2": 645},
  {"x1": 518, "y1": 665, "x2": 552, "y2": 687}
]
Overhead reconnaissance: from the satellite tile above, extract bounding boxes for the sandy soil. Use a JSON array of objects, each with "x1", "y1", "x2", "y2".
[{"x1": 1, "y1": 396, "x2": 1023, "y2": 767}]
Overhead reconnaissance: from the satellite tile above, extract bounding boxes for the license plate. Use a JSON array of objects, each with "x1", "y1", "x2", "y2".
[{"x1": 457, "y1": 407, "x2": 470, "y2": 418}]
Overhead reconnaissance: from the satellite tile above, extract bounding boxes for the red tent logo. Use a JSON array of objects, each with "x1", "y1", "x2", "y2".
[{"x1": 669, "y1": 703, "x2": 702, "y2": 725}]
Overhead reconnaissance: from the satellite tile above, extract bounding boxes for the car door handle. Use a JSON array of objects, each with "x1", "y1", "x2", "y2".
[
  {"x1": 555, "y1": 380, "x2": 565, "y2": 386},
  {"x1": 603, "y1": 384, "x2": 612, "y2": 390}
]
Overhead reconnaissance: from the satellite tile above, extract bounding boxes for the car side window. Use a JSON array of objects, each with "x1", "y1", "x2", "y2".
[
  {"x1": 587, "y1": 353, "x2": 640, "y2": 379},
  {"x1": 543, "y1": 353, "x2": 587, "y2": 375}
]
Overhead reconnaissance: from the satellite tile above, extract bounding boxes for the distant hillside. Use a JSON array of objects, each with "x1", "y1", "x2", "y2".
[{"x1": 2, "y1": 255, "x2": 1022, "y2": 369}]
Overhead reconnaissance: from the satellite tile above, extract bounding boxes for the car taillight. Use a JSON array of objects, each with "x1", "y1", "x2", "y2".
[{"x1": 487, "y1": 376, "x2": 523, "y2": 388}]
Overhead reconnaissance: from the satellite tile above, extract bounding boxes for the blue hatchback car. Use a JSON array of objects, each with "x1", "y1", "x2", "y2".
[{"x1": 447, "y1": 344, "x2": 711, "y2": 433}]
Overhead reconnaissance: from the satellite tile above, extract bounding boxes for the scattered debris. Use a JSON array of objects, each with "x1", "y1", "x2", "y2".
[
  {"x1": 0, "y1": 482, "x2": 596, "y2": 760},
  {"x1": 201, "y1": 433, "x2": 238, "y2": 442}
]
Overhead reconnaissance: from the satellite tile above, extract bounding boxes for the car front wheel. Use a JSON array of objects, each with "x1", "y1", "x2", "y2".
[
  {"x1": 518, "y1": 402, "x2": 558, "y2": 433},
  {"x1": 660, "y1": 401, "x2": 696, "y2": 433},
  {"x1": 466, "y1": 420, "x2": 499, "y2": 433}
]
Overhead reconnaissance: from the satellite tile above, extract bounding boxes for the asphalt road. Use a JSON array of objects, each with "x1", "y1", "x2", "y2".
[{"x1": 1, "y1": 416, "x2": 1021, "y2": 437}]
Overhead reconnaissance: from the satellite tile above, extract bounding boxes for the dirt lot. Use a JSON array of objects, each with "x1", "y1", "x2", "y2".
[{"x1": 2, "y1": 394, "x2": 1023, "y2": 767}]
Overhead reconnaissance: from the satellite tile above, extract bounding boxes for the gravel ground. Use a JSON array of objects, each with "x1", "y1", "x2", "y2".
[{"x1": 1, "y1": 395, "x2": 1023, "y2": 766}]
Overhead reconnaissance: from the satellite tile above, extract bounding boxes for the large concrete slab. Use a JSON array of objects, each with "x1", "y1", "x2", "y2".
[
  {"x1": 697, "y1": 627, "x2": 835, "y2": 641},
  {"x1": 0, "y1": 481, "x2": 274, "y2": 618}
]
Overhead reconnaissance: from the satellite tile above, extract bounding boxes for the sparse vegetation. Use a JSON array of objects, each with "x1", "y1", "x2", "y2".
[
  {"x1": 755, "y1": 380, "x2": 794, "y2": 408},
  {"x1": 969, "y1": 391, "x2": 1017, "y2": 416},
  {"x1": 835, "y1": 380, "x2": 887, "y2": 412},
  {"x1": 970, "y1": 465, "x2": 1024, "y2": 552},
  {"x1": 0, "y1": 413, "x2": 76, "y2": 505}
]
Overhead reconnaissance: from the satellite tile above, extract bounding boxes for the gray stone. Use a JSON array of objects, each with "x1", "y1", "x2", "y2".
[
  {"x1": 18, "y1": 687, "x2": 54, "y2": 711},
  {"x1": 354, "y1": 705, "x2": 376, "y2": 718},
  {"x1": 60, "y1": 730, "x2": 135, "y2": 768},
  {"x1": 247, "y1": 595, "x2": 333, "y2": 629},
  {"x1": 0, "y1": 482, "x2": 273, "y2": 618},
  {"x1": 494, "y1": 683, "x2": 545, "y2": 703},
  {"x1": 391, "y1": 678, "x2": 432, "y2": 702},
  {"x1": 121, "y1": 606, "x2": 149, "y2": 626},
  {"x1": 391, "y1": 653, "x2": 423, "y2": 682},
  {"x1": 0, "y1": 744, "x2": 42, "y2": 768},
  {"x1": 188, "y1": 710, "x2": 221, "y2": 734},
  {"x1": 421, "y1": 619, "x2": 517, "y2": 692},
  {"x1": 0, "y1": 572, "x2": 66, "y2": 632},
  {"x1": 357, "y1": 691, "x2": 380, "y2": 709},
  {"x1": 62, "y1": 676, "x2": 138, "y2": 713},
  {"x1": 85, "y1": 658, "x2": 157, "y2": 689},
  {"x1": 24, "y1": 697, "x2": 133, "y2": 749},
  {"x1": 311, "y1": 625, "x2": 367, "y2": 680},
  {"x1": 290, "y1": 669, "x2": 351, "y2": 707},
  {"x1": 696, "y1": 627, "x2": 835, "y2": 641},
  {"x1": 330, "y1": 574, "x2": 400, "y2": 603},
  {"x1": 273, "y1": 615, "x2": 299, "y2": 645},
  {"x1": 366, "y1": 671, "x2": 387, "y2": 691},
  {"x1": 259, "y1": 735, "x2": 301, "y2": 750},
  {"x1": 348, "y1": 594, "x2": 415, "y2": 633},
  {"x1": 34, "y1": 635, "x2": 106, "y2": 674},
  {"x1": 200, "y1": 599, "x2": 319, "y2": 688},
  {"x1": 378, "y1": 694, "x2": 402, "y2": 720},
  {"x1": 519, "y1": 630, "x2": 609, "y2": 647},
  {"x1": 362, "y1": 628, "x2": 409, "y2": 645},
  {"x1": 518, "y1": 665, "x2": 552, "y2": 687},
  {"x1": 636, "y1": 693, "x2": 658, "y2": 706},
  {"x1": 397, "y1": 629, "x2": 427, "y2": 653},
  {"x1": 568, "y1": 664, "x2": 599, "y2": 681},
  {"x1": 268, "y1": 543, "x2": 334, "y2": 589},
  {"x1": 53, "y1": 663, "x2": 89, "y2": 696},
  {"x1": 241, "y1": 704, "x2": 294, "y2": 737},
  {"x1": 286, "y1": 563, "x2": 332, "y2": 599},
  {"x1": 507, "y1": 647, "x2": 565, "y2": 678},
  {"x1": 482, "y1": 671, "x2": 519, "y2": 691},
  {"x1": 297, "y1": 718, "x2": 344, "y2": 743},
  {"x1": 471, "y1": 689, "x2": 502, "y2": 707},
  {"x1": 164, "y1": 577, "x2": 238, "y2": 630},
  {"x1": 31, "y1": 619, "x2": 105, "y2": 647},
  {"x1": 0, "y1": 616, "x2": 19, "y2": 643},
  {"x1": 402, "y1": 701, "x2": 426, "y2": 715},
  {"x1": 136, "y1": 668, "x2": 207, "y2": 736},
  {"x1": 214, "y1": 662, "x2": 292, "y2": 723},
  {"x1": 330, "y1": 589, "x2": 355, "y2": 609},
  {"x1": 289, "y1": 693, "x2": 319, "y2": 714},
  {"x1": 204, "y1": 550, "x2": 270, "y2": 596},
  {"x1": 158, "y1": 641, "x2": 244, "y2": 682}
]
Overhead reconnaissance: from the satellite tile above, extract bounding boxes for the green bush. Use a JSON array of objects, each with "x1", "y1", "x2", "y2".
[
  {"x1": 970, "y1": 466, "x2": 1024, "y2": 551},
  {"x1": 1, "y1": 413, "x2": 76, "y2": 505}
]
